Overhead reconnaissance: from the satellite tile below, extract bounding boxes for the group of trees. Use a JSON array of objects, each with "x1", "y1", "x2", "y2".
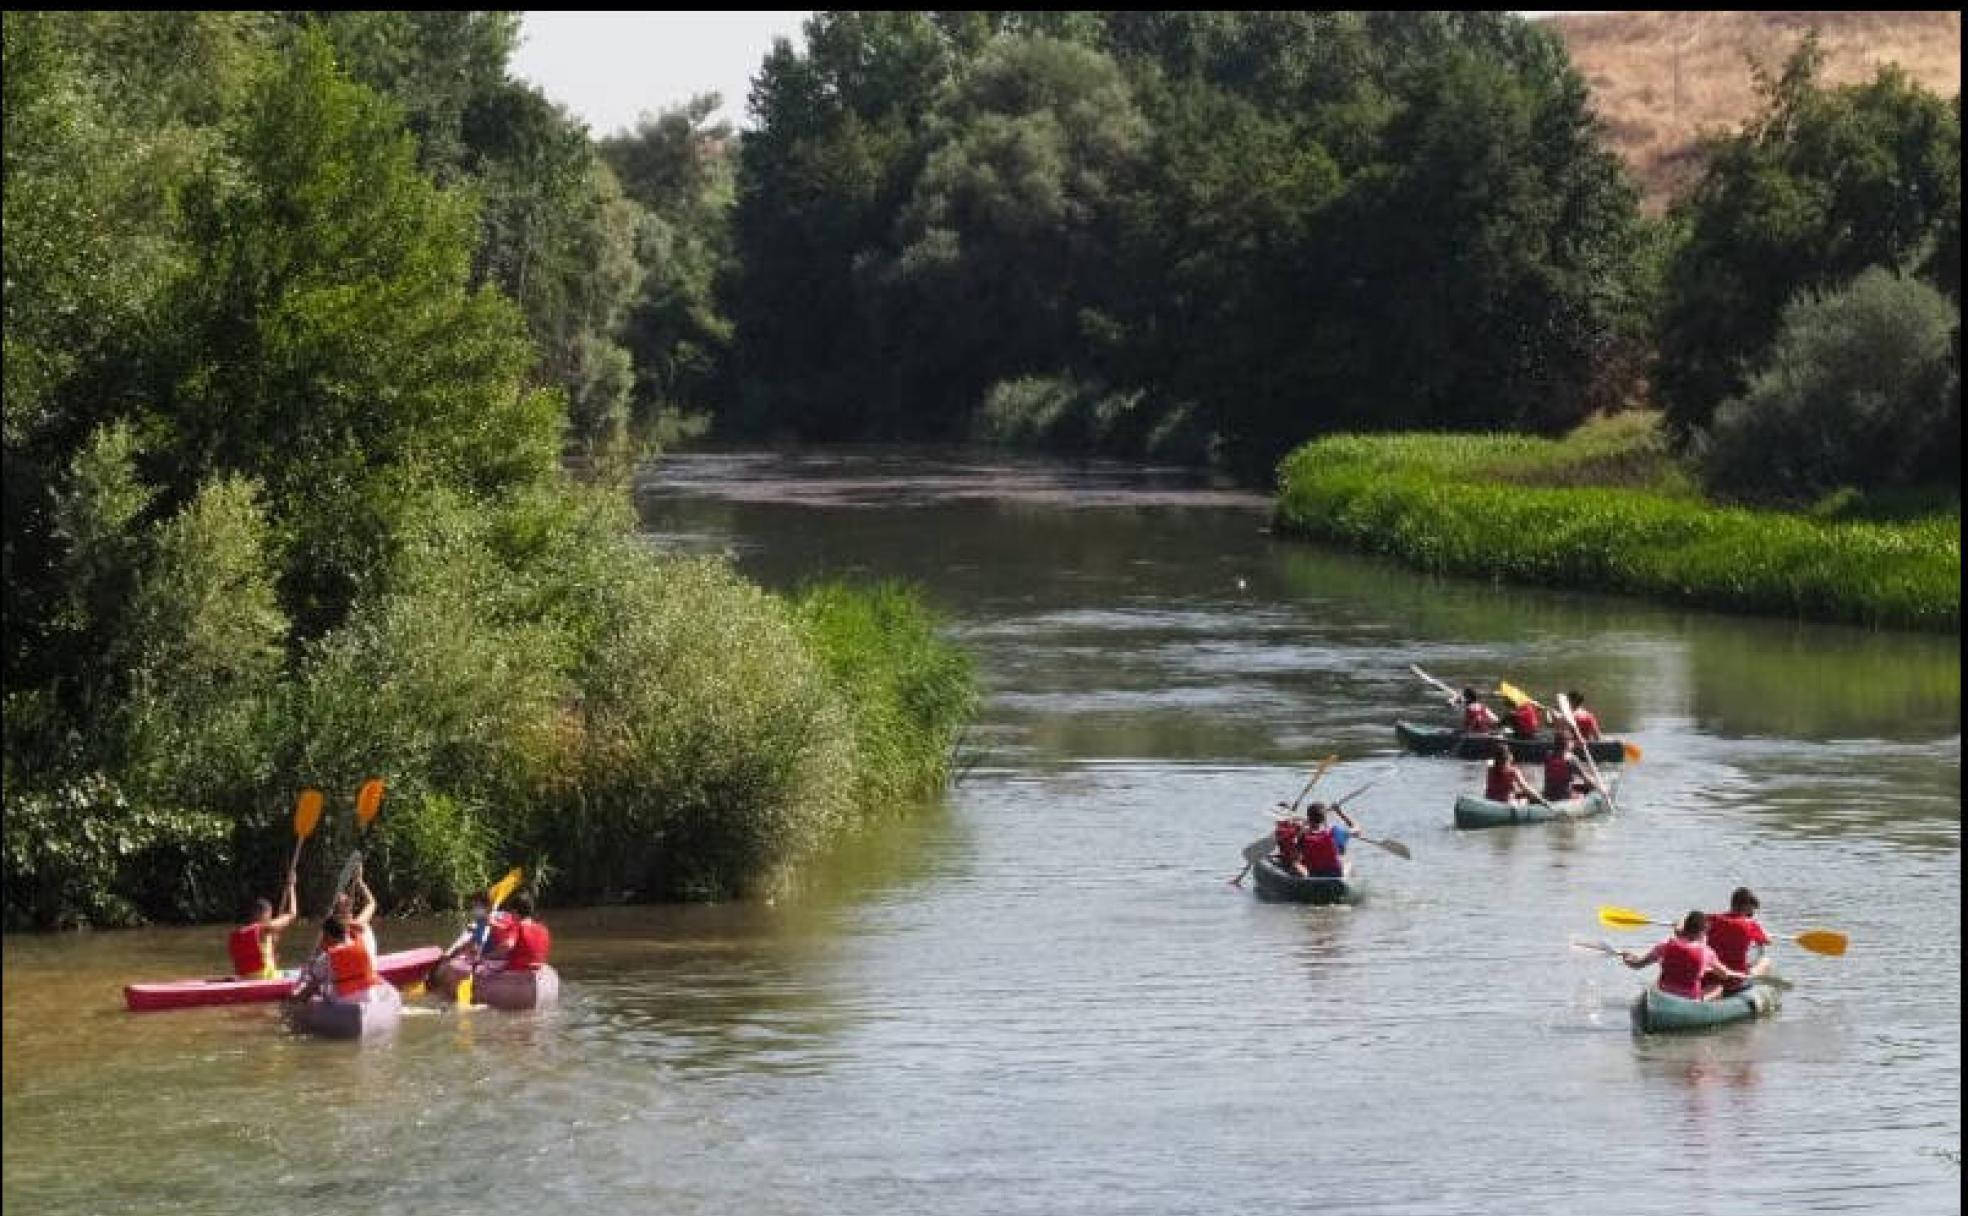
[
  {"x1": 2, "y1": 11, "x2": 968, "y2": 929},
  {"x1": 723, "y1": 13, "x2": 1959, "y2": 500},
  {"x1": 728, "y1": 11, "x2": 1655, "y2": 472}
]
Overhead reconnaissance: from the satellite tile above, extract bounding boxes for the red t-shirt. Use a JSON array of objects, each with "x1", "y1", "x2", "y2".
[
  {"x1": 1297, "y1": 827, "x2": 1344, "y2": 876},
  {"x1": 1463, "y1": 703, "x2": 1499, "y2": 733},
  {"x1": 1272, "y1": 820, "x2": 1301, "y2": 864},
  {"x1": 228, "y1": 923, "x2": 273, "y2": 978},
  {"x1": 1571, "y1": 708, "x2": 1602, "y2": 741},
  {"x1": 505, "y1": 920, "x2": 551, "y2": 971},
  {"x1": 1484, "y1": 762, "x2": 1519, "y2": 801},
  {"x1": 487, "y1": 910, "x2": 519, "y2": 954},
  {"x1": 1542, "y1": 752, "x2": 1577, "y2": 798},
  {"x1": 1512, "y1": 701, "x2": 1540, "y2": 736},
  {"x1": 1705, "y1": 913, "x2": 1770, "y2": 972}
]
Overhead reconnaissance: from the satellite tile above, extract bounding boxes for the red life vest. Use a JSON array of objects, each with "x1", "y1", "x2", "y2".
[
  {"x1": 1512, "y1": 701, "x2": 1540, "y2": 737},
  {"x1": 1542, "y1": 752, "x2": 1576, "y2": 798},
  {"x1": 1272, "y1": 820, "x2": 1301, "y2": 864},
  {"x1": 1656, "y1": 936, "x2": 1713, "y2": 999},
  {"x1": 1705, "y1": 913, "x2": 1769, "y2": 973},
  {"x1": 228, "y1": 923, "x2": 274, "y2": 978},
  {"x1": 1571, "y1": 708, "x2": 1601, "y2": 741},
  {"x1": 505, "y1": 919, "x2": 551, "y2": 971},
  {"x1": 326, "y1": 940, "x2": 379, "y2": 997},
  {"x1": 487, "y1": 910, "x2": 519, "y2": 954},
  {"x1": 1297, "y1": 826, "x2": 1343, "y2": 876},
  {"x1": 1484, "y1": 762, "x2": 1519, "y2": 802},
  {"x1": 1463, "y1": 703, "x2": 1498, "y2": 733}
]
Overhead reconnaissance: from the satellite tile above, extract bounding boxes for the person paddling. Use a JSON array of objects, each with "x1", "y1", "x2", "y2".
[
  {"x1": 1508, "y1": 695, "x2": 1543, "y2": 741},
  {"x1": 1705, "y1": 888, "x2": 1773, "y2": 993},
  {"x1": 1270, "y1": 803, "x2": 1304, "y2": 874},
  {"x1": 228, "y1": 870, "x2": 298, "y2": 980},
  {"x1": 1565, "y1": 691, "x2": 1602, "y2": 743},
  {"x1": 290, "y1": 915, "x2": 389, "y2": 1006},
  {"x1": 479, "y1": 893, "x2": 550, "y2": 974},
  {"x1": 438, "y1": 889, "x2": 498, "y2": 970},
  {"x1": 1619, "y1": 911, "x2": 1749, "y2": 1001},
  {"x1": 1461, "y1": 689, "x2": 1501, "y2": 734},
  {"x1": 329, "y1": 867, "x2": 380, "y2": 960},
  {"x1": 1484, "y1": 740, "x2": 1535, "y2": 805},
  {"x1": 1292, "y1": 802, "x2": 1355, "y2": 879},
  {"x1": 1541, "y1": 732, "x2": 1591, "y2": 801}
]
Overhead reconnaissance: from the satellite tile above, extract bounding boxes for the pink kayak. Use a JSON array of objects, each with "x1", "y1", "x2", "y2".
[{"x1": 123, "y1": 946, "x2": 442, "y2": 1012}]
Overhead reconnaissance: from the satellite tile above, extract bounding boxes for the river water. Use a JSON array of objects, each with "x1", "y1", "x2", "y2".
[{"x1": 4, "y1": 449, "x2": 1959, "y2": 1214}]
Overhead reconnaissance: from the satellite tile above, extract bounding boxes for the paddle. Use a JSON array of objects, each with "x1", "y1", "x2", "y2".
[
  {"x1": 1230, "y1": 757, "x2": 1339, "y2": 886},
  {"x1": 1569, "y1": 936, "x2": 1794, "y2": 989},
  {"x1": 287, "y1": 788, "x2": 325, "y2": 873},
  {"x1": 457, "y1": 867, "x2": 524, "y2": 1009},
  {"x1": 1246, "y1": 775, "x2": 1414, "y2": 867},
  {"x1": 1596, "y1": 906, "x2": 1847, "y2": 957},
  {"x1": 1410, "y1": 664, "x2": 1467, "y2": 706},
  {"x1": 1556, "y1": 694, "x2": 1618, "y2": 815}
]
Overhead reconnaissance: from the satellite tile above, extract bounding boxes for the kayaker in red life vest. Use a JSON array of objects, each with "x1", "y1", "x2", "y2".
[
  {"x1": 1619, "y1": 911, "x2": 1749, "y2": 1000},
  {"x1": 1484, "y1": 740, "x2": 1535, "y2": 804},
  {"x1": 1461, "y1": 689, "x2": 1500, "y2": 734},
  {"x1": 1271, "y1": 803, "x2": 1303, "y2": 872},
  {"x1": 290, "y1": 915, "x2": 383, "y2": 1003},
  {"x1": 1508, "y1": 696, "x2": 1543, "y2": 740},
  {"x1": 483, "y1": 893, "x2": 551, "y2": 972},
  {"x1": 1541, "y1": 733, "x2": 1590, "y2": 801},
  {"x1": 1705, "y1": 887, "x2": 1773, "y2": 993},
  {"x1": 1292, "y1": 802, "x2": 1356, "y2": 878},
  {"x1": 228, "y1": 870, "x2": 298, "y2": 980},
  {"x1": 329, "y1": 868, "x2": 380, "y2": 960},
  {"x1": 1565, "y1": 691, "x2": 1602, "y2": 743}
]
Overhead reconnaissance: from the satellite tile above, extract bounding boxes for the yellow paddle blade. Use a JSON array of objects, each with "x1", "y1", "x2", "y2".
[
  {"x1": 1794, "y1": 929, "x2": 1848, "y2": 957},
  {"x1": 1498, "y1": 681, "x2": 1531, "y2": 707},
  {"x1": 354, "y1": 778, "x2": 386, "y2": 827},
  {"x1": 1597, "y1": 905, "x2": 1660, "y2": 930},
  {"x1": 488, "y1": 866, "x2": 523, "y2": 910},
  {"x1": 293, "y1": 789, "x2": 325, "y2": 839},
  {"x1": 456, "y1": 976, "x2": 473, "y2": 1007},
  {"x1": 1622, "y1": 742, "x2": 1643, "y2": 763},
  {"x1": 401, "y1": 981, "x2": 426, "y2": 1000}
]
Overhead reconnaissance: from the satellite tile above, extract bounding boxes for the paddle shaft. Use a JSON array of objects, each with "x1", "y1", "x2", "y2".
[
  {"x1": 1411, "y1": 664, "x2": 1464, "y2": 705},
  {"x1": 1558, "y1": 695, "x2": 1618, "y2": 815}
]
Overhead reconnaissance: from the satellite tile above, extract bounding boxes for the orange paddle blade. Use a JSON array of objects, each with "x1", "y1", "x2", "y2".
[
  {"x1": 293, "y1": 789, "x2": 325, "y2": 839},
  {"x1": 1597, "y1": 905, "x2": 1661, "y2": 931},
  {"x1": 1622, "y1": 742, "x2": 1643, "y2": 762},
  {"x1": 354, "y1": 778, "x2": 386, "y2": 827},
  {"x1": 1793, "y1": 929, "x2": 1847, "y2": 957}
]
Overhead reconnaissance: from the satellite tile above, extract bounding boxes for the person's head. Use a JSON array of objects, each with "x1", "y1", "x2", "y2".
[
  {"x1": 1493, "y1": 740, "x2": 1513, "y2": 764},
  {"x1": 468, "y1": 889, "x2": 491, "y2": 917},
  {"x1": 1553, "y1": 731, "x2": 1572, "y2": 754},
  {"x1": 321, "y1": 915, "x2": 349, "y2": 945},
  {"x1": 508, "y1": 893, "x2": 535, "y2": 919},
  {"x1": 1302, "y1": 803, "x2": 1328, "y2": 829},
  {"x1": 1729, "y1": 887, "x2": 1760, "y2": 916},
  {"x1": 332, "y1": 891, "x2": 352, "y2": 915},
  {"x1": 1462, "y1": 687, "x2": 1482, "y2": 706},
  {"x1": 247, "y1": 897, "x2": 273, "y2": 923},
  {"x1": 1676, "y1": 910, "x2": 1708, "y2": 939},
  {"x1": 1568, "y1": 691, "x2": 1586, "y2": 708}
]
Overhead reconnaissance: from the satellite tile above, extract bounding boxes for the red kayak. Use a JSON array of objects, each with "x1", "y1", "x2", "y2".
[{"x1": 124, "y1": 946, "x2": 442, "y2": 1012}]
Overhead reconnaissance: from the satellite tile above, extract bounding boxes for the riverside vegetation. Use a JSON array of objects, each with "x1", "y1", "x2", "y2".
[{"x1": 2, "y1": 14, "x2": 974, "y2": 929}]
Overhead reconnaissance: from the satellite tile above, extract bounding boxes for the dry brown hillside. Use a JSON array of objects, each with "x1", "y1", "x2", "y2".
[{"x1": 1544, "y1": 11, "x2": 1962, "y2": 210}]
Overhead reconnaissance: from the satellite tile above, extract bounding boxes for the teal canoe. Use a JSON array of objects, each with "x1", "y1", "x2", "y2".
[
  {"x1": 1631, "y1": 983, "x2": 1779, "y2": 1033},
  {"x1": 1395, "y1": 720, "x2": 1627, "y2": 764},
  {"x1": 1453, "y1": 790, "x2": 1610, "y2": 829},
  {"x1": 1250, "y1": 855, "x2": 1363, "y2": 905}
]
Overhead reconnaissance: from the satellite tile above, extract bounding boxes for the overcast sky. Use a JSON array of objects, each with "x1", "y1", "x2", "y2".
[{"x1": 511, "y1": 12, "x2": 1593, "y2": 138}]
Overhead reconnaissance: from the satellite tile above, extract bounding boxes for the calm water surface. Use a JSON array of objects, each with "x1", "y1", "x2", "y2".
[{"x1": 5, "y1": 449, "x2": 1959, "y2": 1214}]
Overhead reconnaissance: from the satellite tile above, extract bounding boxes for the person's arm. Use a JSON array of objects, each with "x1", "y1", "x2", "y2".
[
  {"x1": 1619, "y1": 943, "x2": 1663, "y2": 970},
  {"x1": 1330, "y1": 804, "x2": 1359, "y2": 830},
  {"x1": 289, "y1": 956, "x2": 325, "y2": 1002},
  {"x1": 351, "y1": 872, "x2": 377, "y2": 927},
  {"x1": 269, "y1": 871, "x2": 298, "y2": 931}
]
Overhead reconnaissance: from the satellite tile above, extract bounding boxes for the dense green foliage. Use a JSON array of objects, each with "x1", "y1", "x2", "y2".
[
  {"x1": 1276, "y1": 426, "x2": 1958, "y2": 631},
  {"x1": 1656, "y1": 40, "x2": 1961, "y2": 442},
  {"x1": 730, "y1": 11, "x2": 1655, "y2": 471},
  {"x1": 1701, "y1": 269, "x2": 1960, "y2": 502},
  {"x1": 2, "y1": 12, "x2": 973, "y2": 929}
]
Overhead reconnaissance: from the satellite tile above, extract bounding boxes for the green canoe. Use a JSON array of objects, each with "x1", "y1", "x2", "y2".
[
  {"x1": 1395, "y1": 720, "x2": 1627, "y2": 764},
  {"x1": 1249, "y1": 854, "x2": 1363, "y2": 905},
  {"x1": 1631, "y1": 983, "x2": 1779, "y2": 1033},
  {"x1": 1452, "y1": 790, "x2": 1610, "y2": 829}
]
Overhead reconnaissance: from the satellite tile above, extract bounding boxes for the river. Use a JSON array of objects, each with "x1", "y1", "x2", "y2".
[{"x1": 4, "y1": 448, "x2": 1959, "y2": 1214}]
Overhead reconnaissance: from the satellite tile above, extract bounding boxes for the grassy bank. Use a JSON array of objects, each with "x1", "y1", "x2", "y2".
[{"x1": 1275, "y1": 418, "x2": 1959, "y2": 631}]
